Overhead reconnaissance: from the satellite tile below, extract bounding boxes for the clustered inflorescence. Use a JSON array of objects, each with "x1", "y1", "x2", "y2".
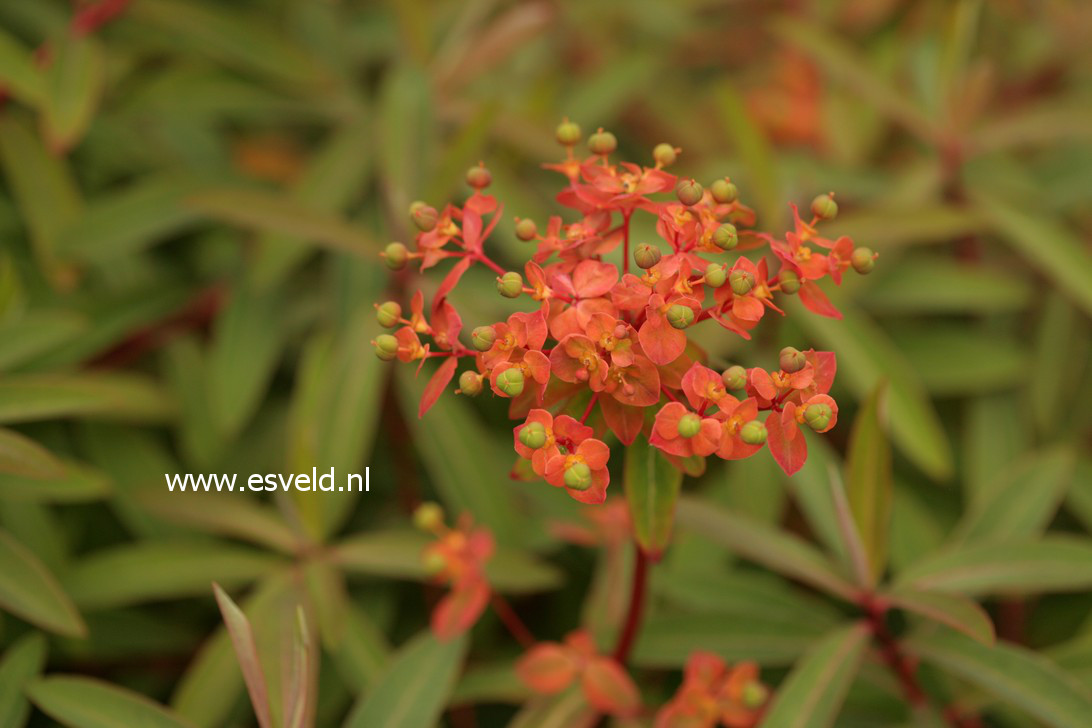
[{"x1": 374, "y1": 119, "x2": 876, "y2": 502}]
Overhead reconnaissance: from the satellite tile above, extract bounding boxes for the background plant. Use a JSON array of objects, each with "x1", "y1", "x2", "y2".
[{"x1": 0, "y1": 1, "x2": 1090, "y2": 727}]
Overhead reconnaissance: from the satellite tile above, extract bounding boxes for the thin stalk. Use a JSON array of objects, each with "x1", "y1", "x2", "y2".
[{"x1": 612, "y1": 546, "x2": 649, "y2": 663}]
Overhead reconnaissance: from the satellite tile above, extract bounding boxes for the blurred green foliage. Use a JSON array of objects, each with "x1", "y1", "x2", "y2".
[{"x1": 0, "y1": 0, "x2": 1091, "y2": 726}]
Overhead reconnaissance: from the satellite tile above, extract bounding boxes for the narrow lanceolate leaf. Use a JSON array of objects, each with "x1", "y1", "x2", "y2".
[
  {"x1": 845, "y1": 383, "x2": 892, "y2": 583},
  {"x1": 0, "y1": 529, "x2": 85, "y2": 637},
  {"x1": 28, "y1": 675, "x2": 197, "y2": 728},
  {"x1": 0, "y1": 27, "x2": 44, "y2": 105},
  {"x1": 633, "y1": 612, "x2": 828, "y2": 668},
  {"x1": 507, "y1": 688, "x2": 597, "y2": 728},
  {"x1": 676, "y1": 497, "x2": 858, "y2": 601},
  {"x1": 895, "y1": 537, "x2": 1092, "y2": 597},
  {"x1": 283, "y1": 607, "x2": 315, "y2": 728},
  {"x1": 213, "y1": 583, "x2": 273, "y2": 728},
  {"x1": 0, "y1": 634, "x2": 48, "y2": 727},
  {"x1": 188, "y1": 188, "x2": 378, "y2": 256},
  {"x1": 758, "y1": 622, "x2": 870, "y2": 728},
  {"x1": 884, "y1": 588, "x2": 994, "y2": 645},
  {"x1": 0, "y1": 426, "x2": 66, "y2": 478},
  {"x1": 906, "y1": 629, "x2": 1092, "y2": 728},
  {"x1": 0, "y1": 373, "x2": 174, "y2": 424},
  {"x1": 40, "y1": 33, "x2": 105, "y2": 152},
  {"x1": 953, "y1": 446, "x2": 1075, "y2": 546},
  {"x1": 625, "y1": 436, "x2": 683, "y2": 557},
  {"x1": 972, "y1": 187, "x2": 1092, "y2": 318},
  {"x1": 419, "y1": 357, "x2": 458, "y2": 418},
  {"x1": 343, "y1": 631, "x2": 467, "y2": 728}
]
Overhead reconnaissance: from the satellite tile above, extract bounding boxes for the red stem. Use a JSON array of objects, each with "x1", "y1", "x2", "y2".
[
  {"x1": 580, "y1": 394, "x2": 598, "y2": 424},
  {"x1": 612, "y1": 546, "x2": 649, "y2": 663},
  {"x1": 622, "y1": 211, "x2": 632, "y2": 275},
  {"x1": 491, "y1": 595, "x2": 535, "y2": 649}
]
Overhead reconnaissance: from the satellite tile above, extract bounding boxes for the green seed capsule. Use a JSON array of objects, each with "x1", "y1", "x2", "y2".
[
  {"x1": 711, "y1": 178, "x2": 738, "y2": 204},
  {"x1": 634, "y1": 243, "x2": 662, "y2": 270},
  {"x1": 519, "y1": 421, "x2": 548, "y2": 449},
  {"x1": 515, "y1": 218, "x2": 538, "y2": 241},
  {"x1": 653, "y1": 142, "x2": 677, "y2": 166},
  {"x1": 374, "y1": 334, "x2": 399, "y2": 361},
  {"x1": 666, "y1": 304, "x2": 695, "y2": 329},
  {"x1": 729, "y1": 269, "x2": 755, "y2": 296},
  {"x1": 741, "y1": 681, "x2": 768, "y2": 709},
  {"x1": 705, "y1": 263, "x2": 727, "y2": 288},
  {"x1": 383, "y1": 242, "x2": 409, "y2": 270},
  {"x1": 722, "y1": 365, "x2": 747, "y2": 390},
  {"x1": 811, "y1": 193, "x2": 838, "y2": 220},
  {"x1": 413, "y1": 501, "x2": 444, "y2": 531},
  {"x1": 588, "y1": 129, "x2": 617, "y2": 156},
  {"x1": 458, "y1": 370, "x2": 483, "y2": 396},
  {"x1": 677, "y1": 413, "x2": 701, "y2": 438},
  {"x1": 713, "y1": 223, "x2": 738, "y2": 250},
  {"x1": 778, "y1": 269, "x2": 801, "y2": 294},
  {"x1": 497, "y1": 272, "x2": 524, "y2": 298},
  {"x1": 411, "y1": 203, "x2": 438, "y2": 232},
  {"x1": 779, "y1": 346, "x2": 806, "y2": 374},
  {"x1": 496, "y1": 367, "x2": 525, "y2": 397},
  {"x1": 851, "y1": 247, "x2": 876, "y2": 274},
  {"x1": 740, "y1": 420, "x2": 767, "y2": 445},
  {"x1": 471, "y1": 326, "x2": 497, "y2": 351},
  {"x1": 466, "y1": 164, "x2": 492, "y2": 189},
  {"x1": 804, "y1": 402, "x2": 833, "y2": 431},
  {"x1": 675, "y1": 179, "x2": 704, "y2": 206},
  {"x1": 555, "y1": 119, "x2": 582, "y2": 146},
  {"x1": 563, "y1": 461, "x2": 593, "y2": 490},
  {"x1": 375, "y1": 301, "x2": 402, "y2": 328}
]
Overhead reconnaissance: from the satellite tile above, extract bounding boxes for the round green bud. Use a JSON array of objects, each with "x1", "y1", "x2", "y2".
[
  {"x1": 652, "y1": 143, "x2": 677, "y2": 166},
  {"x1": 496, "y1": 367, "x2": 525, "y2": 397},
  {"x1": 376, "y1": 301, "x2": 402, "y2": 328},
  {"x1": 423, "y1": 550, "x2": 447, "y2": 575},
  {"x1": 374, "y1": 334, "x2": 399, "y2": 361},
  {"x1": 411, "y1": 202, "x2": 438, "y2": 232},
  {"x1": 515, "y1": 218, "x2": 537, "y2": 241},
  {"x1": 811, "y1": 193, "x2": 838, "y2": 220},
  {"x1": 778, "y1": 269, "x2": 801, "y2": 294},
  {"x1": 471, "y1": 325, "x2": 496, "y2": 351},
  {"x1": 675, "y1": 179, "x2": 704, "y2": 206},
  {"x1": 704, "y1": 263, "x2": 727, "y2": 288},
  {"x1": 413, "y1": 501, "x2": 444, "y2": 532},
  {"x1": 497, "y1": 271, "x2": 524, "y2": 298},
  {"x1": 666, "y1": 304, "x2": 695, "y2": 329},
  {"x1": 634, "y1": 243, "x2": 662, "y2": 270},
  {"x1": 729, "y1": 269, "x2": 755, "y2": 296},
  {"x1": 588, "y1": 129, "x2": 617, "y2": 156},
  {"x1": 779, "y1": 346, "x2": 806, "y2": 374},
  {"x1": 712, "y1": 223, "x2": 738, "y2": 250},
  {"x1": 519, "y1": 421, "x2": 548, "y2": 449},
  {"x1": 710, "y1": 178, "x2": 738, "y2": 204},
  {"x1": 383, "y1": 242, "x2": 409, "y2": 270},
  {"x1": 740, "y1": 420, "x2": 767, "y2": 445},
  {"x1": 409, "y1": 200, "x2": 427, "y2": 216},
  {"x1": 722, "y1": 365, "x2": 747, "y2": 390},
  {"x1": 555, "y1": 119, "x2": 582, "y2": 146},
  {"x1": 851, "y1": 247, "x2": 876, "y2": 274},
  {"x1": 741, "y1": 681, "x2": 768, "y2": 709},
  {"x1": 804, "y1": 402, "x2": 833, "y2": 432},
  {"x1": 677, "y1": 412, "x2": 701, "y2": 438},
  {"x1": 458, "y1": 370, "x2": 483, "y2": 396},
  {"x1": 466, "y1": 164, "x2": 492, "y2": 189},
  {"x1": 563, "y1": 461, "x2": 593, "y2": 490}
]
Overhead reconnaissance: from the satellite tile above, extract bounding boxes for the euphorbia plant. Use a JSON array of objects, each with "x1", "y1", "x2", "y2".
[{"x1": 369, "y1": 120, "x2": 875, "y2": 723}]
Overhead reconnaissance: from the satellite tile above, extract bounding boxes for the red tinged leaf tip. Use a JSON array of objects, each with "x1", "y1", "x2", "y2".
[
  {"x1": 419, "y1": 357, "x2": 458, "y2": 418},
  {"x1": 582, "y1": 656, "x2": 642, "y2": 717},
  {"x1": 431, "y1": 577, "x2": 490, "y2": 641},
  {"x1": 515, "y1": 643, "x2": 579, "y2": 694},
  {"x1": 766, "y1": 404, "x2": 808, "y2": 475}
]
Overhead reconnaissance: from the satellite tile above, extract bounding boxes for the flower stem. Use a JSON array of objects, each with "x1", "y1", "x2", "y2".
[
  {"x1": 612, "y1": 545, "x2": 649, "y2": 663},
  {"x1": 622, "y1": 211, "x2": 632, "y2": 276},
  {"x1": 491, "y1": 594, "x2": 536, "y2": 649},
  {"x1": 580, "y1": 394, "x2": 599, "y2": 424}
]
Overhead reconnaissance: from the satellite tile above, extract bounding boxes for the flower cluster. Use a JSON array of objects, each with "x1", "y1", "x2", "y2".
[
  {"x1": 374, "y1": 121, "x2": 875, "y2": 502},
  {"x1": 414, "y1": 502, "x2": 493, "y2": 641},
  {"x1": 656, "y1": 653, "x2": 768, "y2": 728}
]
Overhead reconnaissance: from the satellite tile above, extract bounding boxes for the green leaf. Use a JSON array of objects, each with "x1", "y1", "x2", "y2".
[
  {"x1": 0, "y1": 529, "x2": 85, "y2": 637},
  {"x1": 713, "y1": 81, "x2": 782, "y2": 230},
  {"x1": 972, "y1": 187, "x2": 1092, "y2": 318},
  {"x1": 906, "y1": 629, "x2": 1092, "y2": 728},
  {"x1": 0, "y1": 27, "x2": 44, "y2": 105},
  {"x1": 135, "y1": 490, "x2": 298, "y2": 553},
  {"x1": 884, "y1": 588, "x2": 994, "y2": 645},
  {"x1": 333, "y1": 529, "x2": 560, "y2": 593},
  {"x1": 343, "y1": 631, "x2": 466, "y2": 728},
  {"x1": 40, "y1": 33, "x2": 105, "y2": 152},
  {"x1": 1031, "y1": 294, "x2": 1089, "y2": 438},
  {"x1": 825, "y1": 206, "x2": 983, "y2": 250},
  {"x1": 758, "y1": 622, "x2": 870, "y2": 728},
  {"x1": 207, "y1": 286, "x2": 284, "y2": 440},
  {"x1": 56, "y1": 174, "x2": 205, "y2": 263},
  {"x1": 953, "y1": 446, "x2": 1075, "y2": 546},
  {"x1": 0, "y1": 373, "x2": 174, "y2": 425},
  {"x1": 624, "y1": 435, "x2": 682, "y2": 557},
  {"x1": 0, "y1": 310, "x2": 86, "y2": 373},
  {"x1": 846, "y1": 383, "x2": 892, "y2": 583},
  {"x1": 28, "y1": 675, "x2": 197, "y2": 728},
  {"x1": 771, "y1": 18, "x2": 935, "y2": 142},
  {"x1": 378, "y1": 63, "x2": 435, "y2": 217},
  {"x1": 676, "y1": 497, "x2": 857, "y2": 601},
  {"x1": 891, "y1": 326, "x2": 1027, "y2": 395},
  {"x1": 0, "y1": 426, "x2": 65, "y2": 479},
  {"x1": 451, "y1": 662, "x2": 528, "y2": 706},
  {"x1": 507, "y1": 688, "x2": 595, "y2": 728},
  {"x1": 633, "y1": 612, "x2": 828, "y2": 668},
  {"x1": 64, "y1": 542, "x2": 282, "y2": 609},
  {"x1": 895, "y1": 537, "x2": 1092, "y2": 597},
  {"x1": 0, "y1": 634, "x2": 47, "y2": 727},
  {"x1": 334, "y1": 605, "x2": 392, "y2": 693},
  {"x1": 788, "y1": 297, "x2": 952, "y2": 480},
  {"x1": 0, "y1": 458, "x2": 111, "y2": 503},
  {"x1": 188, "y1": 188, "x2": 378, "y2": 257},
  {"x1": 396, "y1": 368, "x2": 527, "y2": 547},
  {"x1": 213, "y1": 584, "x2": 273, "y2": 728},
  {"x1": 860, "y1": 256, "x2": 1032, "y2": 314}
]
